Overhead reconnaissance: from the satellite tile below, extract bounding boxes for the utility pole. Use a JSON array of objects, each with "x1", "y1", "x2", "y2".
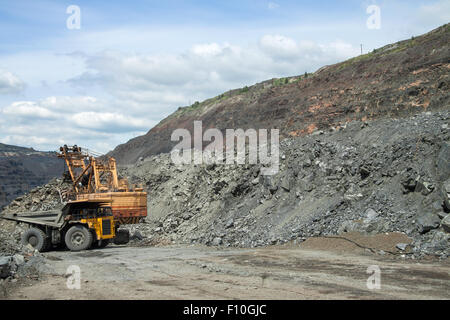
[{"x1": 360, "y1": 44, "x2": 363, "y2": 55}]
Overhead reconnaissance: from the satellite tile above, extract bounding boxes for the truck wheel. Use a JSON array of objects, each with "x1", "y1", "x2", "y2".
[
  {"x1": 113, "y1": 229, "x2": 130, "y2": 245},
  {"x1": 21, "y1": 228, "x2": 49, "y2": 252},
  {"x1": 65, "y1": 225, "x2": 93, "y2": 251}
]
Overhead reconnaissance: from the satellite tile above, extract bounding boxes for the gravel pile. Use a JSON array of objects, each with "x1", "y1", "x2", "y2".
[{"x1": 122, "y1": 111, "x2": 450, "y2": 259}]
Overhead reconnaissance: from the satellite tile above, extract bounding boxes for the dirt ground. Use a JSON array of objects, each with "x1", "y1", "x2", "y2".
[{"x1": 2, "y1": 237, "x2": 449, "y2": 300}]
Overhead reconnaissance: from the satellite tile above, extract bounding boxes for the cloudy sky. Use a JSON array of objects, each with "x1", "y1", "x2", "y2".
[{"x1": 0, "y1": 0, "x2": 448, "y2": 152}]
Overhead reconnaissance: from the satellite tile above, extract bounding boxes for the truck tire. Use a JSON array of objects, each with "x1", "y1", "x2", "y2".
[
  {"x1": 65, "y1": 225, "x2": 93, "y2": 251},
  {"x1": 21, "y1": 228, "x2": 49, "y2": 252},
  {"x1": 113, "y1": 229, "x2": 130, "y2": 245}
]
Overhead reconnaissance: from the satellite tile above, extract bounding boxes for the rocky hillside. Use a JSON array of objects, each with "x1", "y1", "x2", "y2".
[
  {"x1": 0, "y1": 143, "x2": 63, "y2": 210},
  {"x1": 109, "y1": 24, "x2": 450, "y2": 165}
]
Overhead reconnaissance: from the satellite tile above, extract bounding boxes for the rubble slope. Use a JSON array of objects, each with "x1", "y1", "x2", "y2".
[{"x1": 121, "y1": 111, "x2": 450, "y2": 258}]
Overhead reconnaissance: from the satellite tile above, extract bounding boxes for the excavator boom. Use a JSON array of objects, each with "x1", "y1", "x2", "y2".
[{"x1": 58, "y1": 145, "x2": 147, "y2": 225}]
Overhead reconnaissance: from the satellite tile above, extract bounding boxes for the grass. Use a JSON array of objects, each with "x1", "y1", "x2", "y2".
[{"x1": 273, "y1": 77, "x2": 290, "y2": 87}]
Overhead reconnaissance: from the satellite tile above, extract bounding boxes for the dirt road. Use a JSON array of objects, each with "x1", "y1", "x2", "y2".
[{"x1": 4, "y1": 243, "x2": 450, "y2": 300}]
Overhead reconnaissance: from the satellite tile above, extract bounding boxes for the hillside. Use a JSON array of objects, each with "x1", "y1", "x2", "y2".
[
  {"x1": 0, "y1": 143, "x2": 63, "y2": 209},
  {"x1": 109, "y1": 24, "x2": 450, "y2": 164}
]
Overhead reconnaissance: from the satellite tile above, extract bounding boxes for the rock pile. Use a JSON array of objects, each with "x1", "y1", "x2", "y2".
[
  {"x1": 0, "y1": 178, "x2": 69, "y2": 289},
  {"x1": 122, "y1": 111, "x2": 450, "y2": 259},
  {"x1": 0, "y1": 226, "x2": 47, "y2": 293}
]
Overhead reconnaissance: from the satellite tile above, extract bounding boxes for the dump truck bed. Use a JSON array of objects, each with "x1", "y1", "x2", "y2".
[{"x1": 1, "y1": 210, "x2": 65, "y2": 228}]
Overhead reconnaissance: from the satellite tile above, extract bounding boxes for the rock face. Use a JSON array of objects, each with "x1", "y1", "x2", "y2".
[
  {"x1": 109, "y1": 24, "x2": 450, "y2": 165},
  {"x1": 0, "y1": 143, "x2": 63, "y2": 210}
]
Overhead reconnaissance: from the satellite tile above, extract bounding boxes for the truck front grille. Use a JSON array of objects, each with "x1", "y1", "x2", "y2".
[{"x1": 102, "y1": 219, "x2": 112, "y2": 236}]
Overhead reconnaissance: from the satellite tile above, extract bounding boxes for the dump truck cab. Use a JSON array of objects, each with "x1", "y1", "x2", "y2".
[{"x1": 66, "y1": 200, "x2": 115, "y2": 236}]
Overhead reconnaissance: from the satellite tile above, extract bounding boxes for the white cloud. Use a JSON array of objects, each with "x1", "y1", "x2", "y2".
[
  {"x1": 191, "y1": 43, "x2": 224, "y2": 57},
  {"x1": 0, "y1": 69, "x2": 25, "y2": 94},
  {"x1": 71, "y1": 36, "x2": 359, "y2": 110},
  {"x1": 259, "y1": 34, "x2": 300, "y2": 59},
  {"x1": 39, "y1": 96, "x2": 104, "y2": 112},
  {"x1": 70, "y1": 112, "x2": 149, "y2": 133},
  {"x1": 2, "y1": 101, "x2": 55, "y2": 119},
  {"x1": 0, "y1": 96, "x2": 150, "y2": 152}
]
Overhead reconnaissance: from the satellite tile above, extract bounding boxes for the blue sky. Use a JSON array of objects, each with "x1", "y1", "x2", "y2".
[{"x1": 0, "y1": 0, "x2": 448, "y2": 152}]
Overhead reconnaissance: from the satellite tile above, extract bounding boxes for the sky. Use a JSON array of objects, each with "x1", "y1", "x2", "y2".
[{"x1": 0, "y1": 0, "x2": 448, "y2": 153}]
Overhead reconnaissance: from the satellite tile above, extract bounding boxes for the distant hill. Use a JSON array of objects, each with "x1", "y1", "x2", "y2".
[
  {"x1": 109, "y1": 23, "x2": 450, "y2": 165},
  {"x1": 0, "y1": 143, "x2": 63, "y2": 209},
  {"x1": 0, "y1": 143, "x2": 36, "y2": 153}
]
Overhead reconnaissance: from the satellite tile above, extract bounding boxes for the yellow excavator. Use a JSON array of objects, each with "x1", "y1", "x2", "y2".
[{"x1": 58, "y1": 145, "x2": 147, "y2": 225}]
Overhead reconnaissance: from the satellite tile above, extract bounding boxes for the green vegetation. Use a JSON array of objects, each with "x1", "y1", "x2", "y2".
[
  {"x1": 335, "y1": 51, "x2": 374, "y2": 71},
  {"x1": 240, "y1": 86, "x2": 249, "y2": 93},
  {"x1": 273, "y1": 77, "x2": 290, "y2": 87},
  {"x1": 335, "y1": 33, "x2": 423, "y2": 72}
]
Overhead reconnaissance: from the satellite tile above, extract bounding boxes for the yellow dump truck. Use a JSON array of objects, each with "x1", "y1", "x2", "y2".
[{"x1": 1, "y1": 199, "x2": 126, "y2": 251}]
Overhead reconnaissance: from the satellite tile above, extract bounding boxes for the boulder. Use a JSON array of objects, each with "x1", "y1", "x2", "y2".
[
  {"x1": 225, "y1": 219, "x2": 234, "y2": 229},
  {"x1": 428, "y1": 231, "x2": 449, "y2": 251},
  {"x1": 415, "y1": 180, "x2": 434, "y2": 196},
  {"x1": 212, "y1": 237, "x2": 222, "y2": 246},
  {"x1": 363, "y1": 208, "x2": 379, "y2": 223},
  {"x1": 416, "y1": 212, "x2": 441, "y2": 234}
]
